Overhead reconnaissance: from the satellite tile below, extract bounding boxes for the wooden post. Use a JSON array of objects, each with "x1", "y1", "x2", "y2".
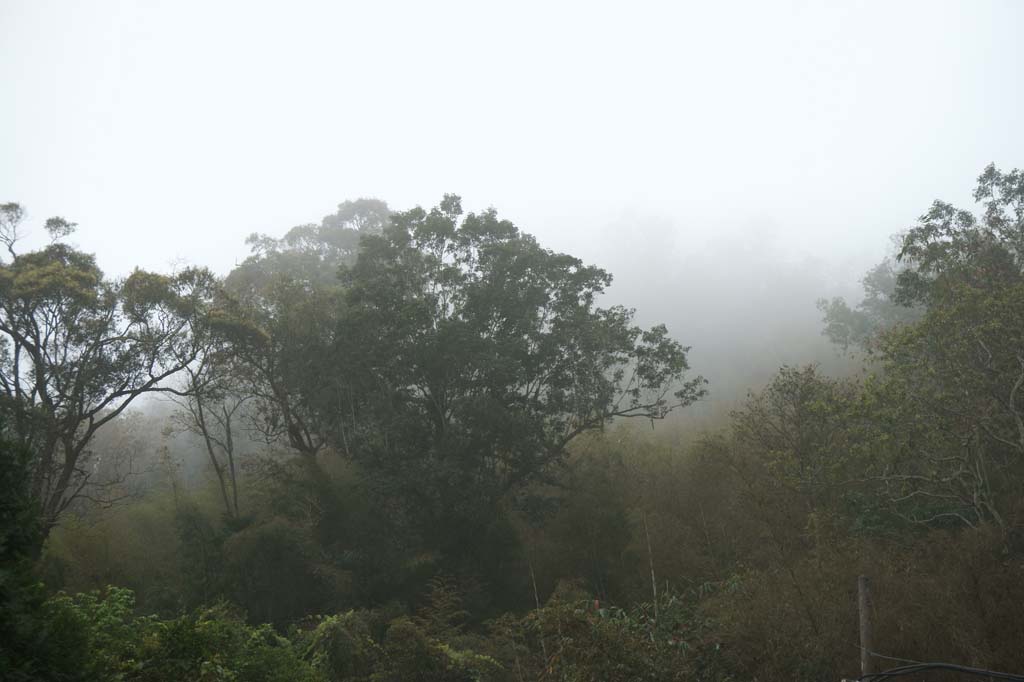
[
  {"x1": 528, "y1": 556, "x2": 548, "y2": 663},
  {"x1": 642, "y1": 510, "x2": 658, "y2": 626},
  {"x1": 858, "y1": 575, "x2": 874, "y2": 676}
]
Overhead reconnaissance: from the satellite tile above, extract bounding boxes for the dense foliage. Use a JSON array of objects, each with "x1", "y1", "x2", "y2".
[{"x1": 4, "y1": 167, "x2": 1024, "y2": 680}]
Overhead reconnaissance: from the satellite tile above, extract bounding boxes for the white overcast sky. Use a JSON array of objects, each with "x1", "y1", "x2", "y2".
[{"x1": 2, "y1": 0, "x2": 1022, "y2": 285}]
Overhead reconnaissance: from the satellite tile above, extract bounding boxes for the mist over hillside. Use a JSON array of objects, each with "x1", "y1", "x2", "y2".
[{"x1": 4, "y1": 1, "x2": 1024, "y2": 681}]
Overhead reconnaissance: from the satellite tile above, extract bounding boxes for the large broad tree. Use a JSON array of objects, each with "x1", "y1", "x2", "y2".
[
  {"x1": 0, "y1": 204, "x2": 216, "y2": 533},
  {"x1": 220, "y1": 194, "x2": 706, "y2": 477},
  {"x1": 327, "y1": 196, "x2": 706, "y2": 550},
  {"x1": 209, "y1": 195, "x2": 705, "y2": 588}
]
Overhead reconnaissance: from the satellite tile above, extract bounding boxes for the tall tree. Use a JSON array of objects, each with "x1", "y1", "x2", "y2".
[
  {"x1": 0, "y1": 205, "x2": 216, "y2": 532},
  {"x1": 866, "y1": 165, "x2": 1024, "y2": 530}
]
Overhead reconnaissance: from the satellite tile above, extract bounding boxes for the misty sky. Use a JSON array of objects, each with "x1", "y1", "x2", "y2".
[{"x1": 3, "y1": 0, "x2": 1023, "y2": 385}]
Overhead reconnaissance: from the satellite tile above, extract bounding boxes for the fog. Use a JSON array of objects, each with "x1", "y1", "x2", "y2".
[
  {"x1": 4, "y1": 0, "x2": 1022, "y2": 421},
  {"x1": 7, "y1": 4, "x2": 1024, "y2": 678}
]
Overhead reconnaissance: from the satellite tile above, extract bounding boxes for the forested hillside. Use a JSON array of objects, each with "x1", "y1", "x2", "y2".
[{"x1": 3, "y1": 165, "x2": 1024, "y2": 681}]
